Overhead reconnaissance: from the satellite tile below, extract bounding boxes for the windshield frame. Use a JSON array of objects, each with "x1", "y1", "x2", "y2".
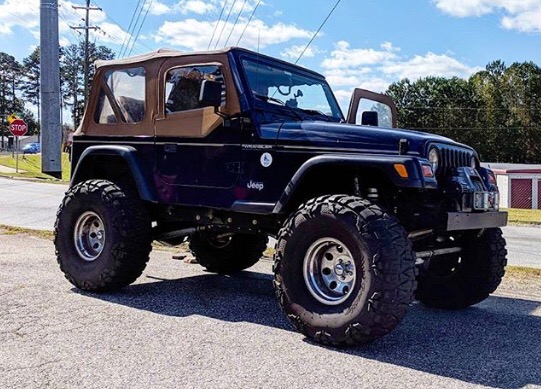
[{"x1": 238, "y1": 55, "x2": 344, "y2": 122}]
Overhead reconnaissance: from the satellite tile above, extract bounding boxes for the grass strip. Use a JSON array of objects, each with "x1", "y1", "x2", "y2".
[{"x1": 0, "y1": 153, "x2": 71, "y2": 182}]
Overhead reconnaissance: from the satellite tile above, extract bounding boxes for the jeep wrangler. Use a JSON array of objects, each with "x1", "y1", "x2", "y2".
[{"x1": 55, "y1": 47, "x2": 508, "y2": 346}]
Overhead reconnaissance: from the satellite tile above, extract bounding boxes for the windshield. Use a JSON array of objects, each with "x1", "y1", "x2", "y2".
[{"x1": 242, "y1": 59, "x2": 343, "y2": 121}]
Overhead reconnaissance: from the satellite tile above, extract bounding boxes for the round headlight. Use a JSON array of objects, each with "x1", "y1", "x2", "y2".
[
  {"x1": 429, "y1": 148, "x2": 439, "y2": 173},
  {"x1": 470, "y1": 155, "x2": 478, "y2": 169}
]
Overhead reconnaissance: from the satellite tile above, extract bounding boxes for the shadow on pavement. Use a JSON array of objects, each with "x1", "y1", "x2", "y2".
[
  {"x1": 81, "y1": 271, "x2": 541, "y2": 389},
  {"x1": 78, "y1": 271, "x2": 291, "y2": 331}
]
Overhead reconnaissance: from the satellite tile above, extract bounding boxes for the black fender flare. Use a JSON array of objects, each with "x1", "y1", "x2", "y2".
[
  {"x1": 273, "y1": 154, "x2": 437, "y2": 213},
  {"x1": 71, "y1": 145, "x2": 158, "y2": 202}
]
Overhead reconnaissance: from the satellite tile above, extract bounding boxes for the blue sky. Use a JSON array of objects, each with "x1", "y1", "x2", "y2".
[{"x1": 1, "y1": 0, "x2": 540, "y2": 110}]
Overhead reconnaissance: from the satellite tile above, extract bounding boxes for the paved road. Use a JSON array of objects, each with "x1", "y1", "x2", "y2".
[
  {"x1": 0, "y1": 177, "x2": 539, "y2": 268},
  {"x1": 0, "y1": 177, "x2": 66, "y2": 230},
  {"x1": 1, "y1": 233, "x2": 540, "y2": 389}
]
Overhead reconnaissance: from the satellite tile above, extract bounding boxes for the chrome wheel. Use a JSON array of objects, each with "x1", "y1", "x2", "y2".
[
  {"x1": 73, "y1": 211, "x2": 105, "y2": 261},
  {"x1": 303, "y1": 238, "x2": 357, "y2": 305}
]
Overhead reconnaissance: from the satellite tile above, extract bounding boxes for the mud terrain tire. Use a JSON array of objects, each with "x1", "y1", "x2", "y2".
[
  {"x1": 416, "y1": 228, "x2": 507, "y2": 309},
  {"x1": 190, "y1": 232, "x2": 268, "y2": 274},
  {"x1": 273, "y1": 195, "x2": 417, "y2": 346},
  {"x1": 54, "y1": 179, "x2": 152, "y2": 292}
]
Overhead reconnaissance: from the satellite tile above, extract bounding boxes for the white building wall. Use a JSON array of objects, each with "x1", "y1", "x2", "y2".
[{"x1": 496, "y1": 174, "x2": 510, "y2": 208}]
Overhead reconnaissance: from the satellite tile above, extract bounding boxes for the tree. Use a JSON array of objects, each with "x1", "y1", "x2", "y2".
[
  {"x1": 60, "y1": 42, "x2": 115, "y2": 128},
  {"x1": 20, "y1": 47, "x2": 41, "y2": 135},
  {"x1": 386, "y1": 60, "x2": 541, "y2": 163},
  {"x1": 0, "y1": 52, "x2": 24, "y2": 146}
]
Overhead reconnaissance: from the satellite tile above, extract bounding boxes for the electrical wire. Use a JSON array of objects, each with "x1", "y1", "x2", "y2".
[
  {"x1": 127, "y1": 0, "x2": 154, "y2": 57},
  {"x1": 122, "y1": 0, "x2": 147, "y2": 57},
  {"x1": 295, "y1": 0, "x2": 342, "y2": 64},
  {"x1": 236, "y1": 0, "x2": 261, "y2": 46},
  {"x1": 92, "y1": 0, "x2": 154, "y2": 52},
  {"x1": 224, "y1": 0, "x2": 248, "y2": 47},
  {"x1": 208, "y1": 0, "x2": 229, "y2": 50},
  {"x1": 214, "y1": 0, "x2": 237, "y2": 49},
  {"x1": 118, "y1": 0, "x2": 143, "y2": 57}
]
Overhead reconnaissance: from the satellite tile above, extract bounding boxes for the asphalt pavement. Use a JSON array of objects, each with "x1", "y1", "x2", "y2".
[
  {"x1": 0, "y1": 176, "x2": 539, "y2": 268},
  {"x1": 1, "y1": 233, "x2": 540, "y2": 389}
]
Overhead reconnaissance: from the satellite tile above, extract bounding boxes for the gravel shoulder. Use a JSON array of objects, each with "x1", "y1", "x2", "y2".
[{"x1": 0, "y1": 233, "x2": 540, "y2": 389}]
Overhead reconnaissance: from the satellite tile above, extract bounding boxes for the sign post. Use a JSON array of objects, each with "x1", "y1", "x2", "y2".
[{"x1": 9, "y1": 119, "x2": 28, "y2": 174}]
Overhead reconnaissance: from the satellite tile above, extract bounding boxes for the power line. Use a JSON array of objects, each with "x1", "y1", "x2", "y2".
[
  {"x1": 58, "y1": 6, "x2": 83, "y2": 44},
  {"x1": 118, "y1": 0, "x2": 142, "y2": 57},
  {"x1": 236, "y1": 0, "x2": 261, "y2": 46},
  {"x1": 224, "y1": 0, "x2": 248, "y2": 47},
  {"x1": 122, "y1": 0, "x2": 147, "y2": 57},
  {"x1": 295, "y1": 0, "x2": 342, "y2": 64},
  {"x1": 208, "y1": 0, "x2": 229, "y2": 50},
  {"x1": 70, "y1": 0, "x2": 102, "y2": 106},
  {"x1": 214, "y1": 0, "x2": 237, "y2": 49},
  {"x1": 127, "y1": 0, "x2": 154, "y2": 57},
  {"x1": 92, "y1": 0, "x2": 154, "y2": 53}
]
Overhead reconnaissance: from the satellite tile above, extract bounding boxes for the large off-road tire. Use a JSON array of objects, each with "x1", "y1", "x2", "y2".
[
  {"x1": 190, "y1": 232, "x2": 268, "y2": 274},
  {"x1": 54, "y1": 179, "x2": 152, "y2": 292},
  {"x1": 273, "y1": 195, "x2": 417, "y2": 347},
  {"x1": 416, "y1": 228, "x2": 507, "y2": 309}
]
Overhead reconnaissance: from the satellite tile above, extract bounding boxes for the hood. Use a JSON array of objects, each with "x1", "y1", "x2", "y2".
[{"x1": 261, "y1": 121, "x2": 472, "y2": 157}]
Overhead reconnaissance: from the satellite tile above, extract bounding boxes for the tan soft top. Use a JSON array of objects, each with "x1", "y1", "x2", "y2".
[{"x1": 95, "y1": 47, "x2": 236, "y2": 69}]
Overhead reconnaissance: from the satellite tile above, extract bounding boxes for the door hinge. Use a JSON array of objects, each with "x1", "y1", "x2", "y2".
[{"x1": 225, "y1": 161, "x2": 243, "y2": 174}]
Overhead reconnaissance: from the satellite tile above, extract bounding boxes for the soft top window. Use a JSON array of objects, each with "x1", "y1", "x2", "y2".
[
  {"x1": 94, "y1": 66, "x2": 146, "y2": 124},
  {"x1": 165, "y1": 65, "x2": 225, "y2": 114}
]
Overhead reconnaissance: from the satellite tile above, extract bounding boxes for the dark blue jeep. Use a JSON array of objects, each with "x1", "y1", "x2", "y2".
[{"x1": 55, "y1": 48, "x2": 508, "y2": 346}]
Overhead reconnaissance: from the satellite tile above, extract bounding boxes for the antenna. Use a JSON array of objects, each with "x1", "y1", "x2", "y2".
[{"x1": 295, "y1": 0, "x2": 342, "y2": 64}]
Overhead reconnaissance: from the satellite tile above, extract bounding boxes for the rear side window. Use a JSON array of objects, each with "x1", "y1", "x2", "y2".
[
  {"x1": 165, "y1": 65, "x2": 225, "y2": 114},
  {"x1": 94, "y1": 67, "x2": 146, "y2": 124}
]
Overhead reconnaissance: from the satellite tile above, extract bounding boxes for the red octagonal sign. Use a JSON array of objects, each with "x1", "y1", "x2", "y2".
[{"x1": 9, "y1": 119, "x2": 28, "y2": 137}]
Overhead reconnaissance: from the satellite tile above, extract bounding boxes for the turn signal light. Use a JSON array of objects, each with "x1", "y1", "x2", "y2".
[
  {"x1": 422, "y1": 165, "x2": 434, "y2": 178},
  {"x1": 394, "y1": 164, "x2": 409, "y2": 178},
  {"x1": 488, "y1": 171, "x2": 497, "y2": 185}
]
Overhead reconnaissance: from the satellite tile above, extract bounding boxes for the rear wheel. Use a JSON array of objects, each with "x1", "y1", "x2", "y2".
[
  {"x1": 54, "y1": 179, "x2": 152, "y2": 292},
  {"x1": 416, "y1": 228, "x2": 507, "y2": 309},
  {"x1": 273, "y1": 195, "x2": 417, "y2": 346},
  {"x1": 189, "y1": 232, "x2": 268, "y2": 274}
]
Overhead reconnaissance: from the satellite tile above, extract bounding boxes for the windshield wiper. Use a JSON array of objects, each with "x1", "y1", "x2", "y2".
[
  {"x1": 253, "y1": 93, "x2": 305, "y2": 121},
  {"x1": 296, "y1": 108, "x2": 334, "y2": 122}
]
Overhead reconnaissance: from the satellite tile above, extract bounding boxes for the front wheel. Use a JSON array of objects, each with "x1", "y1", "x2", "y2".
[
  {"x1": 416, "y1": 228, "x2": 507, "y2": 309},
  {"x1": 273, "y1": 195, "x2": 417, "y2": 346}
]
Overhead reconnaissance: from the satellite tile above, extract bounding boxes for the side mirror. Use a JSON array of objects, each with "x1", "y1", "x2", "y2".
[
  {"x1": 361, "y1": 111, "x2": 379, "y2": 127},
  {"x1": 199, "y1": 80, "x2": 223, "y2": 108}
]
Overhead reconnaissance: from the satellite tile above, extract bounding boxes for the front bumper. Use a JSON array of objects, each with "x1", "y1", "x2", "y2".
[{"x1": 446, "y1": 211, "x2": 508, "y2": 231}]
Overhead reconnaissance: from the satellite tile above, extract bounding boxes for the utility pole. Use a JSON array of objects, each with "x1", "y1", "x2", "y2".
[
  {"x1": 40, "y1": 0, "x2": 62, "y2": 178},
  {"x1": 71, "y1": 0, "x2": 101, "y2": 107}
]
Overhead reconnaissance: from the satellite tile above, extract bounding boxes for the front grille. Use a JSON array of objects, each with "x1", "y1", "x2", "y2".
[{"x1": 439, "y1": 147, "x2": 472, "y2": 171}]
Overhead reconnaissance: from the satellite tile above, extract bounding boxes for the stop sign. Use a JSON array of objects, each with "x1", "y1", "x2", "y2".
[{"x1": 9, "y1": 119, "x2": 27, "y2": 137}]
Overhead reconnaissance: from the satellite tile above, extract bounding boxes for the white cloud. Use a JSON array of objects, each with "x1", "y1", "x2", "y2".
[
  {"x1": 175, "y1": 0, "x2": 216, "y2": 15},
  {"x1": 321, "y1": 40, "x2": 480, "y2": 97},
  {"x1": 0, "y1": 0, "x2": 39, "y2": 35},
  {"x1": 433, "y1": 0, "x2": 541, "y2": 33},
  {"x1": 381, "y1": 52, "x2": 482, "y2": 80},
  {"x1": 150, "y1": 1, "x2": 172, "y2": 15},
  {"x1": 321, "y1": 41, "x2": 398, "y2": 69},
  {"x1": 154, "y1": 18, "x2": 313, "y2": 51},
  {"x1": 280, "y1": 44, "x2": 321, "y2": 60}
]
